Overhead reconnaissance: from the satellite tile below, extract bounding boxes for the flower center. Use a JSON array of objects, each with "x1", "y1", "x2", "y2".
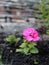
[{"x1": 30, "y1": 33, "x2": 35, "y2": 38}]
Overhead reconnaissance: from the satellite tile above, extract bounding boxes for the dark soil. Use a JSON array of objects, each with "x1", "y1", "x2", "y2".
[{"x1": 10, "y1": 53, "x2": 49, "y2": 65}]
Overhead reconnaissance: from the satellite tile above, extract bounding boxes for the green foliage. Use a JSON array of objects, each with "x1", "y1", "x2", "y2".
[
  {"x1": 30, "y1": 47, "x2": 39, "y2": 54},
  {"x1": 40, "y1": 0, "x2": 49, "y2": 26},
  {"x1": 6, "y1": 35, "x2": 20, "y2": 45},
  {"x1": 16, "y1": 40, "x2": 39, "y2": 55},
  {"x1": 46, "y1": 30, "x2": 49, "y2": 34},
  {"x1": 34, "y1": 0, "x2": 49, "y2": 27}
]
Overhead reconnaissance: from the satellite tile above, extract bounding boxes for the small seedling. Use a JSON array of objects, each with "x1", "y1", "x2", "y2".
[
  {"x1": 6, "y1": 35, "x2": 20, "y2": 45},
  {"x1": 34, "y1": 59, "x2": 38, "y2": 64}
]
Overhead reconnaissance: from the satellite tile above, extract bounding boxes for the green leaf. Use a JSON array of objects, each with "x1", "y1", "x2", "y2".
[
  {"x1": 6, "y1": 37, "x2": 11, "y2": 42},
  {"x1": 20, "y1": 42, "x2": 27, "y2": 48},
  {"x1": 16, "y1": 49, "x2": 23, "y2": 52},
  {"x1": 30, "y1": 47, "x2": 39, "y2": 54},
  {"x1": 20, "y1": 39, "x2": 28, "y2": 48},
  {"x1": 32, "y1": 42, "x2": 37, "y2": 46},
  {"x1": 28, "y1": 42, "x2": 37, "y2": 48},
  {"x1": 23, "y1": 39, "x2": 28, "y2": 43},
  {"x1": 6, "y1": 35, "x2": 17, "y2": 45},
  {"x1": 16, "y1": 47, "x2": 29, "y2": 55},
  {"x1": 23, "y1": 47, "x2": 29, "y2": 55},
  {"x1": 28, "y1": 43, "x2": 33, "y2": 49}
]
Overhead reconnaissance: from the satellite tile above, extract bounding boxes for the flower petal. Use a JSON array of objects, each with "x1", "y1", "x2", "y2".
[
  {"x1": 32, "y1": 37, "x2": 40, "y2": 41},
  {"x1": 25, "y1": 36, "x2": 33, "y2": 41}
]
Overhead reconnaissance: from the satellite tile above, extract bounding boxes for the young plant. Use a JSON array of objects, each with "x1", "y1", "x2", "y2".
[
  {"x1": 6, "y1": 35, "x2": 20, "y2": 45},
  {"x1": 16, "y1": 28, "x2": 40, "y2": 55},
  {"x1": 34, "y1": 59, "x2": 38, "y2": 64}
]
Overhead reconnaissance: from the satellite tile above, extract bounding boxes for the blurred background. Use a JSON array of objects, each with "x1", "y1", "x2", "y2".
[
  {"x1": 0, "y1": 0, "x2": 41, "y2": 33},
  {"x1": 0, "y1": 0, "x2": 49, "y2": 33}
]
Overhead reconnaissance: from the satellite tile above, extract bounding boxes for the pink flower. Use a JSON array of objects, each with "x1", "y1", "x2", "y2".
[{"x1": 23, "y1": 28, "x2": 40, "y2": 41}]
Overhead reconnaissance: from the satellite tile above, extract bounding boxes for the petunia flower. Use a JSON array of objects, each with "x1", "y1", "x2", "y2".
[{"x1": 23, "y1": 28, "x2": 40, "y2": 41}]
